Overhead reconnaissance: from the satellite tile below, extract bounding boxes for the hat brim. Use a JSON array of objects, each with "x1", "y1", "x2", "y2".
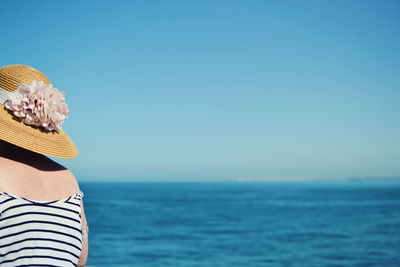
[{"x1": 0, "y1": 105, "x2": 78, "y2": 159}]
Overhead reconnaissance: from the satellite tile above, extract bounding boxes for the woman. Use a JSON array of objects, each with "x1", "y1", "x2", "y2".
[{"x1": 0, "y1": 65, "x2": 89, "y2": 266}]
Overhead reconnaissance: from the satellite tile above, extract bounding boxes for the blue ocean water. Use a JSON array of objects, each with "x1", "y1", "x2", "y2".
[{"x1": 80, "y1": 181, "x2": 400, "y2": 267}]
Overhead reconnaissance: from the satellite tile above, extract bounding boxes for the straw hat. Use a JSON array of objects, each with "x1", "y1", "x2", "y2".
[{"x1": 0, "y1": 64, "x2": 78, "y2": 158}]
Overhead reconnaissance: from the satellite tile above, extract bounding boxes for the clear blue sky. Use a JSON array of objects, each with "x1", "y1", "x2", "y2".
[{"x1": 1, "y1": 1, "x2": 399, "y2": 181}]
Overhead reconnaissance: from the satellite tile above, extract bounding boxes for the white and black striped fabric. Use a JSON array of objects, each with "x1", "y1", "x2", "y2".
[{"x1": 0, "y1": 191, "x2": 84, "y2": 266}]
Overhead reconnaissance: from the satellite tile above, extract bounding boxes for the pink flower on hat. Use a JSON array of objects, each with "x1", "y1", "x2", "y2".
[{"x1": 4, "y1": 81, "x2": 69, "y2": 131}]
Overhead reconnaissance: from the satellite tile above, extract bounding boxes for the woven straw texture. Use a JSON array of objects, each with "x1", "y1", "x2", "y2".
[{"x1": 0, "y1": 65, "x2": 78, "y2": 158}]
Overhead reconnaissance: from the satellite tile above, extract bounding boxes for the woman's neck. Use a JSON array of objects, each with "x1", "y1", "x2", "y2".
[{"x1": 0, "y1": 140, "x2": 66, "y2": 172}]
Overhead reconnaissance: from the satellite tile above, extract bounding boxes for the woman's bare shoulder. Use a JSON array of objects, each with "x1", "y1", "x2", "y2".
[
  {"x1": 42, "y1": 167, "x2": 82, "y2": 197},
  {"x1": 0, "y1": 157, "x2": 81, "y2": 199},
  {"x1": 51, "y1": 168, "x2": 80, "y2": 188}
]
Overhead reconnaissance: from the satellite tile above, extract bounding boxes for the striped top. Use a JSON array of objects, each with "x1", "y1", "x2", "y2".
[{"x1": 0, "y1": 191, "x2": 84, "y2": 267}]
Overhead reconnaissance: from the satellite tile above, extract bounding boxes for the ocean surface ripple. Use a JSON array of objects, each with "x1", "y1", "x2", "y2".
[{"x1": 80, "y1": 182, "x2": 400, "y2": 267}]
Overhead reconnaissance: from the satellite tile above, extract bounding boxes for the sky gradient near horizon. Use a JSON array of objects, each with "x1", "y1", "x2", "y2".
[{"x1": 0, "y1": 1, "x2": 399, "y2": 181}]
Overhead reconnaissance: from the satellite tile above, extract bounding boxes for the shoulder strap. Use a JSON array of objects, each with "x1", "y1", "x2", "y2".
[{"x1": 74, "y1": 190, "x2": 84, "y2": 201}]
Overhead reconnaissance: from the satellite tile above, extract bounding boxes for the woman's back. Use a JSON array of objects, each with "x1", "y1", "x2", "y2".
[
  {"x1": 0, "y1": 150, "x2": 88, "y2": 266},
  {"x1": 0, "y1": 191, "x2": 84, "y2": 266},
  {"x1": 0, "y1": 152, "x2": 79, "y2": 199}
]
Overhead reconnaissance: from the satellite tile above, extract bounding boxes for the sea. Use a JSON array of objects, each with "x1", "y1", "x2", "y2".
[{"x1": 80, "y1": 181, "x2": 400, "y2": 267}]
